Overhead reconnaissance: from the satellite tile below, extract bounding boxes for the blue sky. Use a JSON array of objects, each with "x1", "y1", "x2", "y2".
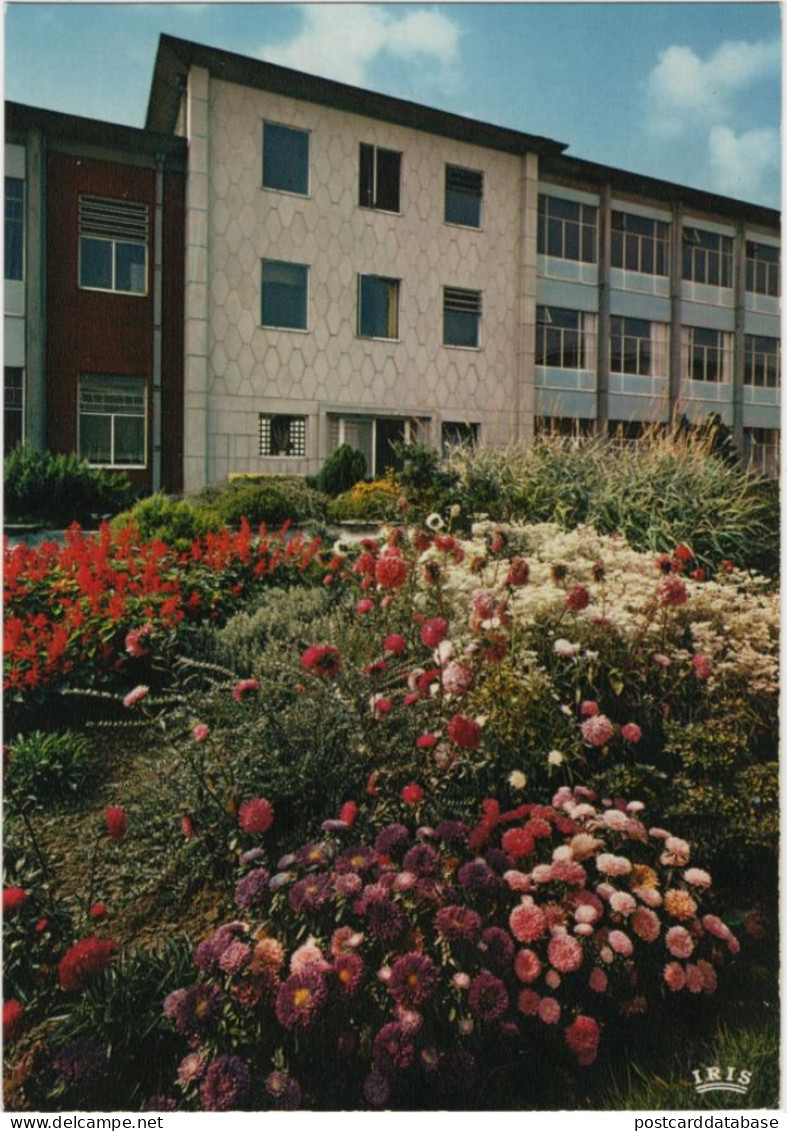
[{"x1": 4, "y1": 3, "x2": 781, "y2": 206}]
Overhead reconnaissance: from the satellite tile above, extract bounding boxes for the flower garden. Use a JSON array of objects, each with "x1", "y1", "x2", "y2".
[{"x1": 2, "y1": 434, "x2": 779, "y2": 1112}]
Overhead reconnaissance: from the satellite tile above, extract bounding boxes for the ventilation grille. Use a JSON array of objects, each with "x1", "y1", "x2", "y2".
[
  {"x1": 444, "y1": 287, "x2": 482, "y2": 314},
  {"x1": 79, "y1": 196, "x2": 148, "y2": 242}
]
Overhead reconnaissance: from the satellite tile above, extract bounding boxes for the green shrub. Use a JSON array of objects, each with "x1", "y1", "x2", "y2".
[
  {"x1": 4, "y1": 445, "x2": 135, "y2": 527},
  {"x1": 111, "y1": 493, "x2": 222, "y2": 548},
  {"x1": 315, "y1": 444, "x2": 366, "y2": 496},
  {"x1": 326, "y1": 475, "x2": 401, "y2": 522},
  {"x1": 6, "y1": 730, "x2": 97, "y2": 807},
  {"x1": 206, "y1": 476, "x2": 327, "y2": 527}
]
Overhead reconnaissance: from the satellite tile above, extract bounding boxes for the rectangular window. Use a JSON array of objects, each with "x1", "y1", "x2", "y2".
[
  {"x1": 259, "y1": 414, "x2": 306, "y2": 457},
  {"x1": 746, "y1": 241, "x2": 780, "y2": 297},
  {"x1": 4, "y1": 367, "x2": 23, "y2": 453},
  {"x1": 744, "y1": 335, "x2": 781, "y2": 388},
  {"x1": 442, "y1": 421, "x2": 479, "y2": 452},
  {"x1": 5, "y1": 178, "x2": 24, "y2": 281},
  {"x1": 358, "y1": 275, "x2": 399, "y2": 339},
  {"x1": 261, "y1": 260, "x2": 308, "y2": 330},
  {"x1": 536, "y1": 306, "x2": 593, "y2": 369},
  {"x1": 262, "y1": 122, "x2": 310, "y2": 195},
  {"x1": 359, "y1": 144, "x2": 401, "y2": 212},
  {"x1": 79, "y1": 196, "x2": 148, "y2": 295},
  {"x1": 445, "y1": 165, "x2": 483, "y2": 228},
  {"x1": 682, "y1": 228, "x2": 733, "y2": 287},
  {"x1": 443, "y1": 287, "x2": 482, "y2": 348},
  {"x1": 685, "y1": 326, "x2": 732, "y2": 383},
  {"x1": 79, "y1": 374, "x2": 146, "y2": 467},
  {"x1": 610, "y1": 316, "x2": 652, "y2": 376},
  {"x1": 743, "y1": 427, "x2": 779, "y2": 478},
  {"x1": 537, "y1": 195, "x2": 597, "y2": 263},
  {"x1": 611, "y1": 211, "x2": 669, "y2": 276}
]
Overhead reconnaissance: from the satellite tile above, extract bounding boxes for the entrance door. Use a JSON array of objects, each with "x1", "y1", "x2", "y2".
[{"x1": 375, "y1": 417, "x2": 407, "y2": 476}]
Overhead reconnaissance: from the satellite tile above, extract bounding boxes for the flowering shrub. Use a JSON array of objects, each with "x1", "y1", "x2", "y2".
[{"x1": 155, "y1": 787, "x2": 739, "y2": 1110}]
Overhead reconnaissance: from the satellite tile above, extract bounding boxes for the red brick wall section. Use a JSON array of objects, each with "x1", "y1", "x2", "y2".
[{"x1": 161, "y1": 167, "x2": 185, "y2": 494}]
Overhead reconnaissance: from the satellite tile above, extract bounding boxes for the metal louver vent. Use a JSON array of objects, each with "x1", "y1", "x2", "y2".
[
  {"x1": 444, "y1": 287, "x2": 482, "y2": 314},
  {"x1": 79, "y1": 196, "x2": 148, "y2": 242}
]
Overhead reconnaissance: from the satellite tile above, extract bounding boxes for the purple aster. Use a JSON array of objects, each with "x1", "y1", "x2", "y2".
[
  {"x1": 275, "y1": 970, "x2": 328, "y2": 1031},
  {"x1": 479, "y1": 927, "x2": 514, "y2": 973},
  {"x1": 458, "y1": 859, "x2": 497, "y2": 893},
  {"x1": 295, "y1": 842, "x2": 333, "y2": 868},
  {"x1": 322, "y1": 819, "x2": 350, "y2": 832},
  {"x1": 53, "y1": 1038, "x2": 108, "y2": 1086},
  {"x1": 269, "y1": 871, "x2": 295, "y2": 891},
  {"x1": 177, "y1": 1052, "x2": 206, "y2": 1086},
  {"x1": 363, "y1": 1070, "x2": 391, "y2": 1108},
  {"x1": 374, "y1": 823, "x2": 411, "y2": 858},
  {"x1": 337, "y1": 845, "x2": 379, "y2": 873},
  {"x1": 333, "y1": 951, "x2": 365, "y2": 997},
  {"x1": 485, "y1": 848, "x2": 515, "y2": 874},
  {"x1": 402, "y1": 843, "x2": 442, "y2": 877},
  {"x1": 234, "y1": 868, "x2": 270, "y2": 909},
  {"x1": 277, "y1": 852, "x2": 297, "y2": 869},
  {"x1": 434, "y1": 904, "x2": 483, "y2": 942},
  {"x1": 364, "y1": 893, "x2": 405, "y2": 944},
  {"x1": 199, "y1": 1055, "x2": 251, "y2": 1112},
  {"x1": 333, "y1": 871, "x2": 363, "y2": 897},
  {"x1": 265, "y1": 1071, "x2": 302, "y2": 1111},
  {"x1": 288, "y1": 872, "x2": 333, "y2": 913},
  {"x1": 468, "y1": 971, "x2": 509, "y2": 1024},
  {"x1": 194, "y1": 922, "x2": 246, "y2": 972},
  {"x1": 434, "y1": 820, "x2": 471, "y2": 844},
  {"x1": 239, "y1": 847, "x2": 266, "y2": 866},
  {"x1": 163, "y1": 988, "x2": 187, "y2": 1022},
  {"x1": 218, "y1": 940, "x2": 251, "y2": 975},
  {"x1": 388, "y1": 952, "x2": 439, "y2": 1008},
  {"x1": 373, "y1": 1022, "x2": 416, "y2": 1077},
  {"x1": 173, "y1": 984, "x2": 223, "y2": 1036},
  {"x1": 414, "y1": 877, "x2": 446, "y2": 904}
]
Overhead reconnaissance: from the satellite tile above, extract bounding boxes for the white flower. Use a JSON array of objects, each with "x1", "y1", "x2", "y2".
[
  {"x1": 425, "y1": 512, "x2": 444, "y2": 531},
  {"x1": 553, "y1": 639, "x2": 578, "y2": 657},
  {"x1": 508, "y1": 770, "x2": 527, "y2": 790},
  {"x1": 449, "y1": 504, "x2": 462, "y2": 518},
  {"x1": 548, "y1": 750, "x2": 564, "y2": 766},
  {"x1": 434, "y1": 640, "x2": 455, "y2": 665}
]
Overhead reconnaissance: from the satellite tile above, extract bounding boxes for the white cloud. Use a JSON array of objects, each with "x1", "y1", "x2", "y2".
[
  {"x1": 646, "y1": 38, "x2": 780, "y2": 138},
  {"x1": 708, "y1": 124, "x2": 779, "y2": 200},
  {"x1": 260, "y1": 5, "x2": 460, "y2": 88}
]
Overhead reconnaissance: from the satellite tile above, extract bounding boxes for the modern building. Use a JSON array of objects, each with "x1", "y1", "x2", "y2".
[
  {"x1": 4, "y1": 33, "x2": 781, "y2": 489},
  {"x1": 4, "y1": 102, "x2": 187, "y2": 492}
]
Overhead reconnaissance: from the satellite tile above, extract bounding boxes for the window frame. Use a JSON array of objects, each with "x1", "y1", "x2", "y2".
[
  {"x1": 77, "y1": 374, "x2": 147, "y2": 469},
  {"x1": 536, "y1": 305, "x2": 587, "y2": 370},
  {"x1": 261, "y1": 259, "x2": 310, "y2": 332},
  {"x1": 443, "y1": 286, "x2": 482, "y2": 349},
  {"x1": 682, "y1": 228, "x2": 733, "y2": 288},
  {"x1": 258, "y1": 413, "x2": 307, "y2": 458},
  {"x1": 78, "y1": 234, "x2": 148, "y2": 297},
  {"x1": 4, "y1": 177, "x2": 24, "y2": 283},
  {"x1": 686, "y1": 326, "x2": 728, "y2": 384},
  {"x1": 537, "y1": 194, "x2": 598, "y2": 264},
  {"x1": 746, "y1": 241, "x2": 780, "y2": 298},
  {"x1": 744, "y1": 335, "x2": 781, "y2": 389},
  {"x1": 261, "y1": 121, "x2": 311, "y2": 197},
  {"x1": 359, "y1": 143, "x2": 402, "y2": 214},
  {"x1": 611, "y1": 211, "x2": 670, "y2": 277},
  {"x1": 444, "y1": 164, "x2": 483, "y2": 229},
  {"x1": 610, "y1": 316, "x2": 652, "y2": 377},
  {"x1": 358, "y1": 274, "x2": 400, "y2": 341}
]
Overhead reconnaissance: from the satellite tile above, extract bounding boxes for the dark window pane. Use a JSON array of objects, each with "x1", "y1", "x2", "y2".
[
  {"x1": 581, "y1": 224, "x2": 596, "y2": 263},
  {"x1": 695, "y1": 249, "x2": 707, "y2": 284},
  {"x1": 80, "y1": 237, "x2": 113, "y2": 289},
  {"x1": 611, "y1": 231, "x2": 623, "y2": 268},
  {"x1": 640, "y1": 239, "x2": 654, "y2": 275},
  {"x1": 359, "y1": 143, "x2": 374, "y2": 207},
  {"x1": 547, "y1": 218, "x2": 563, "y2": 257},
  {"x1": 375, "y1": 148, "x2": 401, "y2": 212},
  {"x1": 5, "y1": 178, "x2": 23, "y2": 281},
  {"x1": 564, "y1": 221, "x2": 579, "y2": 260},
  {"x1": 80, "y1": 414, "x2": 112, "y2": 463},
  {"x1": 545, "y1": 327, "x2": 562, "y2": 366},
  {"x1": 707, "y1": 251, "x2": 719, "y2": 286},
  {"x1": 444, "y1": 310, "x2": 479, "y2": 348},
  {"x1": 446, "y1": 173, "x2": 482, "y2": 226},
  {"x1": 625, "y1": 234, "x2": 639, "y2": 272},
  {"x1": 263, "y1": 123, "x2": 309, "y2": 195},
  {"x1": 261, "y1": 260, "x2": 308, "y2": 329},
  {"x1": 537, "y1": 214, "x2": 547, "y2": 254},
  {"x1": 114, "y1": 415, "x2": 145, "y2": 464},
  {"x1": 360, "y1": 276, "x2": 397, "y2": 338},
  {"x1": 549, "y1": 196, "x2": 579, "y2": 221},
  {"x1": 115, "y1": 242, "x2": 146, "y2": 293}
]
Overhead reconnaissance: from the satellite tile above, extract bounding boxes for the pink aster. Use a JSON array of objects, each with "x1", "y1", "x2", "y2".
[
  {"x1": 620, "y1": 722, "x2": 642, "y2": 743},
  {"x1": 420, "y1": 617, "x2": 449, "y2": 649},
  {"x1": 384, "y1": 634, "x2": 406, "y2": 655},
  {"x1": 665, "y1": 925, "x2": 694, "y2": 959},
  {"x1": 683, "y1": 868, "x2": 712, "y2": 888},
  {"x1": 696, "y1": 959, "x2": 717, "y2": 993},
  {"x1": 193, "y1": 723, "x2": 210, "y2": 742},
  {"x1": 657, "y1": 576, "x2": 688, "y2": 607},
  {"x1": 442, "y1": 661, "x2": 474, "y2": 697},
  {"x1": 123, "y1": 684, "x2": 149, "y2": 708},
  {"x1": 514, "y1": 948, "x2": 542, "y2": 984},
  {"x1": 580, "y1": 714, "x2": 615, "y2": 746},
  {"x1": 701, "y1": 914, "x2": 733, "y2": 941},
  {"x1": 538, "y1": 996, "x2": 561, "y2": 1024},
  {"x1": 547, "y1": 934, "x2": 584, "y2": 974},
  {"x1": 517, "y1": 988, "x2": 541, "y2": 1016},
  {"x1": 588, "y1": 968, "x2": 608, "y2": 993},
  {"x1": 663, "y1": 962, "x2": 686, "y2": 991},
  {"x1": 691, "y1": 653, "x2": 712, "y2": 679},
  {"x1": 565, "y1": 1015, "x2": 601, "y2": 1066},
  {"x1": 509, "y1": 902, "x2": 547, "y2": 944},
  {"x1": 447, "y1": 714, "x2": 481, "y2": 749},
  {"x1": 238, "y1": 797, "x2": 274, "y2": 835},
  {"x1": 580, "y1": 700, "x2": 600, "y2": 717},
  {"x1": 125, "y1": 624, "x2": 152, "y2": 658},
  {"x1": 607, "y1": 930, "x2": 633, "y2": 957},
  {"x1": 685, "y1": 964, "x2": 704, "y2": 993},
  {"x1": 233, "y1": 679, "x2": 260, "y2": 703},
  {"x1": 609, "y1": 892, "x2": 637, "y2": 918},
  {"x1": 631, "y1": 907, "x2": 661, "y2": 943},
  {"x1": 596, "y1": 854, "x2": 632, "y2": 877}
]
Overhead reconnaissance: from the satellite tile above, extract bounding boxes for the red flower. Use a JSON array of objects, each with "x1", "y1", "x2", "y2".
[
  {"x1": 355, "y1": 599, "x2": 375, "y2": 615},
  {"x1": 674, "y1": 543, "x2": 694, "y2": 563},
  {"x1": 366, "y1": 772, "x2": 378, "y2": 797},
  {"x1": 566, "y1": 585, "x2": 590, "y2": 612},
  {"x1": 447, "y1": 714, "x2": 481, "y2": 750},
  {"x1": 504, "y1": 557, "x2": 530, "y2": 587},
  {"x1": 300, "y1": 644, "x2": 342, "y2": 679},
  {"x1": 401, "y1": 783, "x2": 423, "y2": 805},
  {"x1": 238, "y1": 797, "x2": 274, "y2": 835},
  {"x1": 416, "y1": 733, "x2": 438, "y2": 749},
  {"x1": 105, "y1": 807, "x2": 127, "y2": 843},
  {"x1": 89, "y1": 903, "x2": 109, "y2": 920},
  {"x1": 620, "y1": 722, "x2": 642, "y2": 743},
  {"x1": 501, "y1": 827, "x2": 536, "y2": 859},
  {"x1": 58, "y1": 937, "x2": 115, "y2": 992},
  {"x1": 375, "y1": 553, "x2": 409, "y2": 591},
  {"x1": 692, "y1": 653, "x2": 712, "y2": 680},
  {"x1": 384, "y1": 634, "x2": 406, "y2": 656},
  {"x1": 565, "y1": 1014, "x2": 601, "y2": 1066},
  {"x1": 3, "y1": 999, "x2": 25, "y2": 1042},
  {"x1": 580, "y1": 700, "x2": 599, "y2": 717},
  {"x1": 233, "y1": 679, "x2": 261, "y2": 703},
  {"x1": 420, "y1": 618, "x2": 448, "y2": 649},
  {"x1": 3, "y1": 886, "x2": 27, "y2": 914},
  {"x1": 338, "y1": 801, "x2": 358, "y2": 827},
  {"x1": 690, "y1": 568, "x2": 706, "y2": 581},
  {"x1": 657, "y1": 576, "x2": 688, "y2": 607}
]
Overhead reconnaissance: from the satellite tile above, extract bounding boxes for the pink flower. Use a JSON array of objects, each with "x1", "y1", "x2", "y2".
[
  {"x1": 105, "y1": 807, "x2": 127, "y2": 843},
  {"x1": 452, "y1": 972, "x2": 471, "y2": 991},
  {"x1": 509, "y1": 903, "x2": 547, "y2": 943},
  {"x1": 123, "y1": 684, "x2": 149, "y2": 708},
  {"x1": 420, "y1": 618, "x2": 449, "y2": 649},
  {"x1": 441, "y1": 662, "x2": 474, "y2": 697},
  {"x1": 685, "y1": 964, "x2": 704, "y2": 993},
  {"x1": 691, "y1": 653, "x2": 712, "y2": 679},
  {"x1": 125, "y1": 624, "x2": 152, "y2": 658},
  {"x1": 355, "y1": 598, "x2": 375, "y2": 615},
  {"x1": 580, "y1": 700, "x2": 600, "y2": 717},
  {"x1": 233, "y1": 679, "x2": 260, "y2": 703},
  {"x1": 653, "y1": 653, "x2": 671, "y2": 668},
  {"x1": 657, "y1": 576, "x2": 687, "y2": 607},
  {"x1": 514, "y1": 949, "x2": 541, "y2": 984},
  {"x1": 384, "y1": 634, "x2": 406, "y2": 655},
  {"x1": 193, "y1": 723, "x2": 210, "y2": 742},
  {"x1": 565, "y1": 1015, "x2": 601, "y2": 1066},
  {"x1": 370, "y1": 694, "x2": 393, "y2": 718},
  {"x1": 665, "y1": 925, "x2": 694, "y2": 959},
  {"x1": 566, "y1": 585, "x2": 590, "y2": 612},
  {"x1": 609, "y1": 891, "x2": 637, "y2": 917},
  {"x1": 580, "y1": 714, "x2": 615, "y2": 747},
  {"x1": 516, "y1": 989, "x2": 541, "y2": 1016},
  {"x1": 607, "y1": 930, "x2": 633, "y2": 957},
  {"x1": 620, "y1": 722, "x2": 642, "y2": 743},
  {"x1": 538, "y1": 996, "x2": 561, "y2": 1024},
  {"x1": 504, "y1": 557, "x2": 530, "y2": 586},
  {"x1": 548, "y1": 934, "x2": 584, "y2": 973},
  {"x1": 375, "y1": 552, "x2": 409, "y2": 590},
  {"x1": 238, "y1": 797, "x2": 274, "y2": 835},
  {"x1": 631, "y1": 907, "x2": 661, "y2": 943},
  {"x1": 701, "y1": 914, "x2": 733, "y2": 942},
  {"x1": 696, "y1": 959, "x2": 717, "y2": 993},
  {"x1": 300, "y1": 644, "x2": 342, "y2": 679},
  {"x1": 660, "y1": 836, "x2": 690, "y2": 866},
  {"x1": 588, "y1": 968, "x2": 608, "y2": 993},
  {"x1": 596, "y1": 854, "x2": 632, "y2": 877},
  {"x1": 683, "y1": 868, "x2": 712, "y2": 888},
  {"x1": 663, "y1": 962, "x2": 686, "y2": 991}
]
